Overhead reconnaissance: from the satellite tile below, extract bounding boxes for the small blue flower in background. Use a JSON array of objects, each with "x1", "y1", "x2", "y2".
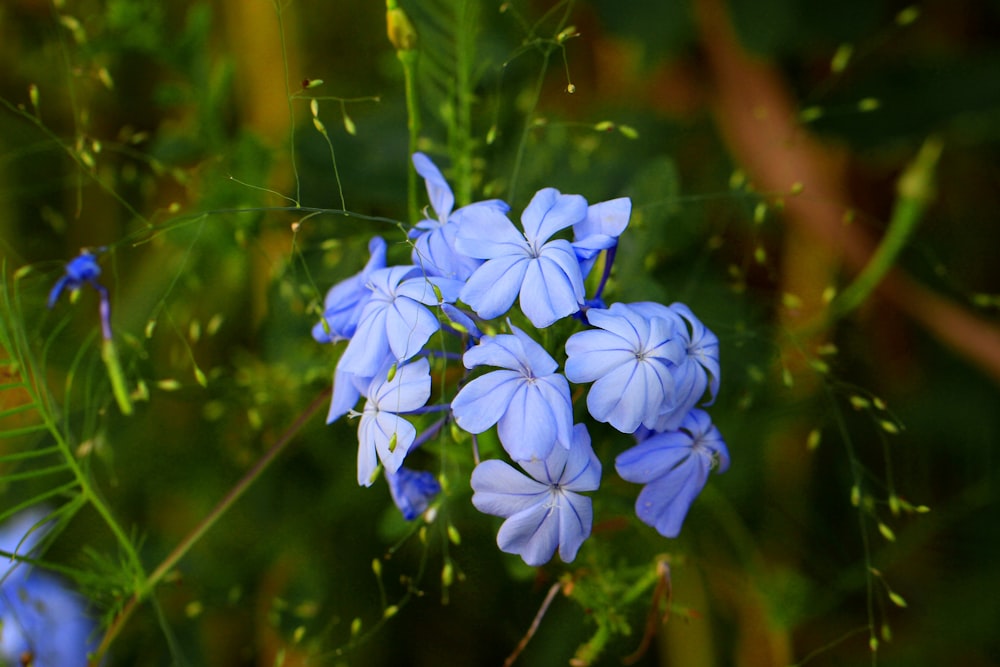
[
  {"x1": 631, "y1": 302, "x2": 721, "y2": 432},
  {"x1": 456, "y1": 187, "x2": 587, "y2": 328},
  {"x1": 312, "y1": 236, "x2": 387, "y2": 343},
  {"x1": 387, "y1": 467, "x2": 441, "y2": 521},
  {"x1": 409, "y1": 153, "x2": 508, "y2": 281},
  {"x1": 356, "y1": 358, "x2": 432, "y2": 486},
  {"x1": 571, "y1": 197, "x2": 631, "y2": 279},
  {"x1": 48, "y1": 249, "x2": 112, "y2": 341},
  {"x1": 338, "y1": 266, "x2": 463, "y2": 377},
  {"x1": 0, "y1": 510, "x2": 96, "y2": 667},
  {"x1": 615, "y1": 409, "x2": 729, "y2": 538},
  {"x1": 565, "y1": 302, "x2": 685, "y2": 433},
  {"x1": 471, "y1": 424, "x2": 601, "y2": 566},
  {"x1": 451, "y1": 323, "x2": 574, "y2": 462}
]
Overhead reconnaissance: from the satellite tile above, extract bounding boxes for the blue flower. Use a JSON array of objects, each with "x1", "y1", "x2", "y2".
[
  {"x1": 471, "y1": 424, "x2": 601, "y2": 566},
  {"x1": 409, "y1": 153, "x2": 509, "y2": 281},
  {"x1": 312, "y1": 236, "x2": 387, "y2": 343},
  {"x1": 630, "y1": 302, "x2": 721, "y2": 432},
  {"x1": 451, "y1": 323, "x2": 573, "y2": 462},
  {"x1": 386, "y1": 466, "x2": 441, "y2": 521},
  {"x1": 338, "y1": 266, "x2": 463, "y2": 377},
  {"x1": 48, "y1": 249, "x2": 112, "y2": 340},
  {"x1": 615, "y1": 409, "x2": 729, "y2": 538},
  {"x1": 456, "y1": 187, "x2": 587, "y2": 328},
  {"x1": 564, "y1": 302, "x2": 685, "y2": 433},
  {"x1": 356, "y1": 358, "x2": 432, "y2": 486},
  {"x1": 571, "y1": 197, "x2": 631, "y2": 279},
  {"x1": 0, "y1": 510, "x2": 96, "y2": 667}
]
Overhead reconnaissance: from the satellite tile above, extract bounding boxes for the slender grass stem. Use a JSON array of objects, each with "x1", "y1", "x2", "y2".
[{"x1": 88, "y1": 387, "x2": 330, "y2": 665}]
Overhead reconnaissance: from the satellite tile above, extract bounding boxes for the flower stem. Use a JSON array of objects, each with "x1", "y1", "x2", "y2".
[
  {"x1": 830, "y1": 137, "x2": 942, "y2": 319},
  {"x1": 88, "y1": 388, "x2": 330, "y2": 665}
]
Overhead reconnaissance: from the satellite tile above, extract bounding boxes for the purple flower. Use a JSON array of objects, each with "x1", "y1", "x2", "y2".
[
  {"x1": 456, "y1": 187, "x2": 587, "y2": 328},
  {"x1": 629, "y1": 302, "x2": 720, "y2": 431},
  {"x1": 564, "y1": 302, "x2": 684, "y2": 433},
  {"x1": 0, "y1": 510, "x2": 97, "y2": 667},
  {"x1": 615, "y1": 409, "x2": 729, "y2": 538},
  {"x1": 409, "y1": 153, "x2": 508, "y2": 281},
  {"x1": 471, "y1": 424, "x2": 601, "y2": 566},
  {"x1": 338, "y1": 266, "x2": 463, "y2": 377},
  {"x1": 387, "y1": 467, "x2": 441, "y2": 521},
  {"x1": 356, "y1": 358, "x2": 432, "y2": 486},
  {"x1": 48, "y1": 249, "x2": 112, "y2": 341},
  {"x1": 312, "y1": 236, "x2": 387, "y2": 343},
  {"x1": 451, "y1": 323, "x2": 573, "y2": 462}
]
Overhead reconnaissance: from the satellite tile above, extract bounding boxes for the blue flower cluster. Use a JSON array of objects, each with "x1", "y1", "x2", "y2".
[
  {"x1": 0, "y1": 510, "x2": 97, "y2": 667},
  {"x1": 314, "y1": 154, "x2": 729, "y2": 565}
]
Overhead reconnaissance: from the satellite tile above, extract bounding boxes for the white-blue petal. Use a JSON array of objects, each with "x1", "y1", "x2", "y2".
[
  {"x1": 460, "y1": 255, "x2": 529, "y2": 319},
  {"x1": 520, "y1": 188, "x2": 587, "y2": 245},
  {"x1": 454, "y1": 208, "x2": 528, "y2": 259},
  {"x1": 340, "y1": 304, "x2": 392, "y2": 376},
  {"x1": 496, "y1": 499, "x2": 560, "y2": 566},
  {"x1": 497, "y1": 382, "x2": 560, "y2": 461},
  {"x1": 556, "y1": 490, "x2": 593, "y2": 562},
  {"x1": 519, "y1": 255, "x2": 582, "y2": 328},
  {"x1": 385, "y1": 298, "x2": 439, "y2": 362},
  {"x1": 451, "y1": 370, "x2": 522, "y2": 433},
  {"x1": 412, "y1": 152, "x2": 454, "y2": 221},
  {"x1": 471, "y1": 460, "x2": 549, "y2": 518}
]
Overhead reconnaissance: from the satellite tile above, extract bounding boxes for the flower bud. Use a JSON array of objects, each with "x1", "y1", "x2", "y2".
[{"x1": 386, "y1": 5, "x2": 417, "y2": 51}]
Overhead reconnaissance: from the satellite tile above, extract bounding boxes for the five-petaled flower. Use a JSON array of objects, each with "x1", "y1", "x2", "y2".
[
  {"x1": 565, "y1": 302, "x2": 685, "y2": 433},
  {"x1": 356, "y1": 358, "x2": 432, "y2": 486},
  {"x1": 615, "y1": 409, "x2": 730, "y2": 538},
  {"x1": 451, "y1": 323, "x2": 574, "y2": 462},
  {"x1": 339, "y1": 266, "x2": 463, "y2": 377},
  {"x1": 630, "y1": 302, "x2": 721, "y2": 432},
  {"x1": 456, "y1": 187, "x2": 587, "y2": 328},
  {"x1": 471, "y1": 424, "x2": 601, "y2": 566}
]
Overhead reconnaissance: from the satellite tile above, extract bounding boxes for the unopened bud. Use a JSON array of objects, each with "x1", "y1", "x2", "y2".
[
  {"x1": 386, "y1": 6, "x2": 417, "y2": 51},
  {"x1": 442, "y1": 562, "x2": 454, "y2": 587},
  {"x1": 877, "y1": 522, "x2": 896, "y2": 542}
]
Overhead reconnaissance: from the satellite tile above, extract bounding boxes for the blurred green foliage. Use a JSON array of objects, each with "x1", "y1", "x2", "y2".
[{"x1": 1, "y1": 0, "x2": 1000, "y2": 666}]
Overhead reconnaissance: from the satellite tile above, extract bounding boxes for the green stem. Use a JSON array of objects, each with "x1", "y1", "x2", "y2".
[
  {"x1": 88, "y1": 387, "x2": 329, "y2": 665},
  {"x1": 101, "y1": 339, "x2": 133, "y2": 415},
  {"x1": 509, "y1": 47, "x2": 552, "y2": 204},
  {"x1": 831, "y1": 137, "x2": 943, "y2": 318},
  {"x1": 387, "y1": 0, "x2": 421, "y2": 224},
  {"x1": 452, "y1": 0, "x2": 476, "y2": 207},
  {"x1": 400, "y1": 48, "x2": 422, "y2": 224}
]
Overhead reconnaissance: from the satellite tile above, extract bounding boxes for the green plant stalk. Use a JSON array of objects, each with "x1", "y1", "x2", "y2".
[
  {"x1": 401, "y1": 48, "x2": 422, "y2": 224},
  {"x1": 831, "y1": 137, "x2": 943, "y2": 318},
  {"x1": 88, "y1": 387, "x2": 330, "y2": 665},
  {"x1": 452, "y1": 0, "x2": 476, "y2": 207},
  {"x1": 509, "y1": 47, "x2": 552, "y2": 204},
  {"x1": 101, "y1": 339, "x2": 133, "y2": 415},
  {"x1": 387, "y1": 0, "x2": 421, "y2": 223}
]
